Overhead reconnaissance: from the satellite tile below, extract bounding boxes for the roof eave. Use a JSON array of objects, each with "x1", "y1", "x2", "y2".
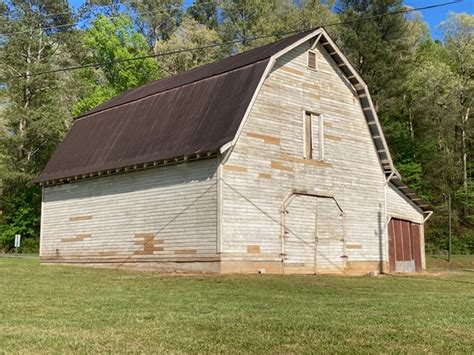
[{"x1": 35, "y1": 150, "x2": 219, "y2": 186}]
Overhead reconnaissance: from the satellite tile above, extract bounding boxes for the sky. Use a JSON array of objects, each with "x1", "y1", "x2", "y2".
[
  {"x1": 404, "y1": 0, "x2": 473, "y2": 39},
  {"x1": 68, "y1": 0, "x2": 473, "y2": 41}
]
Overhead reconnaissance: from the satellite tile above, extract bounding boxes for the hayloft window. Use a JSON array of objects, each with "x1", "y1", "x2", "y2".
[
  {"x1": 304, "y1": 111, "x2": 324, "y2": 160},
  {"x1": 307, "y1": 50, "x2": 317, "y2": 70}
]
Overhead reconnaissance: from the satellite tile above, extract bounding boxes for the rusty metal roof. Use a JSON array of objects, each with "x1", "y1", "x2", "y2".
[{"x1": 34, "y1": 30, "x2": 313, "y2": 184}]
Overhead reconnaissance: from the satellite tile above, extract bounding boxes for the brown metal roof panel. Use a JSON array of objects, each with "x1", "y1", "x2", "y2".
[{"x1": 33, "y1": 59, "x2": 269, "y2": 183}]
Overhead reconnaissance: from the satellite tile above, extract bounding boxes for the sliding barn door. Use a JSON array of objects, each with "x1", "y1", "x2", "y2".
[{"x1": 388, "y1": 218, "x2": 422, "y2": 272}]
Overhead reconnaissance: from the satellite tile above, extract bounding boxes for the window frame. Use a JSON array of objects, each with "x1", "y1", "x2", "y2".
[
  {"x1": 307, "y1": 50, "x2": 318, "y2": 71},
  {"x1": 303, "y1": 110, "x2": 325, "y2": 161}
]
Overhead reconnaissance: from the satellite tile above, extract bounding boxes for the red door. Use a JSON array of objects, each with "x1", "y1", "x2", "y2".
[{"x1": 388, "y1": 219, "x2": 422, "y2": 272}]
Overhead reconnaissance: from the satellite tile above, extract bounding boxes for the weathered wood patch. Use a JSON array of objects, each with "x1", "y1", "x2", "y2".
[
  {"x1": 346, "y1": 244, "x2": 363, "y2": 249},
  {"x1": 303, "y1": 82, "x2": 320, "y2": 91},
  {"x1": 134, "y1": 233, "x2": 163, "y2": 255},
  {"x1": 271, "y1": 161, "x2": 293, "y2": 172},
  {"x1": 324, "y1": 134, "x2": 342, "y2": 141},
  {"x1": 61, "y1": 234, "x2": 91, "y2": 242},
  {"x1": 247, "y1": 245, "x2": 261, "y2": 254},
  {"x1": 305, "y1": 93, "x2": 321, "y2": 100},
  {"x1": 258, "y1": 173, "x2": 272, "y2": 179},
  {"x1": 246, "y1": 132, "x2": 281, "y2": 145},
  {"x1": 174, "y1": 249, "x2": 197, "y2": 254},
  {"x1": 280, "y1": 66, "x2": 304, "y2": 76},
  {"x1": 224, "y1": 165, "x2": 248, "y2": 173},
  {"x1": 323, "y1": 121, "x2": 333, "y2": 128},
  {"x1": 69, "y1": 215, "x2": 92, "y2": 221}
]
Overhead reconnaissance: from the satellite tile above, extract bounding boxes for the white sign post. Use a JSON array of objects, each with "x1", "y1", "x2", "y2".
[{"x1": 14, "y1": 234, "x2": 21, "y2": 252}]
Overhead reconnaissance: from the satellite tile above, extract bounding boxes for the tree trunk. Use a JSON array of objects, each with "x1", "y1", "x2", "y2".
[{"x1": 461, "y1": 106, "x2": 469, "y2": 217}]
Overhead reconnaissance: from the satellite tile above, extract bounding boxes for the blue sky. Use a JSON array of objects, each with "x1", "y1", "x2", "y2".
[{"x1": 68, "y1": 0, "x2": 473, "y2": 40}]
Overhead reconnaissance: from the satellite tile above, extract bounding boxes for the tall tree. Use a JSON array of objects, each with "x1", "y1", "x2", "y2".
[
  {"x1": 0, "y1": 0, "x2": 79, "y2": 251},
  {"x1": 128, "y1": 0, "x2": 183, "y2": 45},
  {"x1": 336, "y1": 0, "x2": 427, "y2": 109},
  {"x1": 186, "y1": 0, "x2": 219, "y2": 30},
  {"x1": 441, "y1": 12, "x2": 474, "y2": 221},
  {"x1": 155, "y1": 16, "x2": 222, "y2": 76},
  {"x1": 219, "y1": 0, "x2": 336, "y2": 52}
]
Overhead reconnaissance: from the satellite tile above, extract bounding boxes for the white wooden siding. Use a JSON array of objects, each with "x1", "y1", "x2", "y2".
[
  {"x1": 221, "y1": 40, "x2": 421, "y2": 269},
  {"x1": 41, "y1": 158, "x2": 218, "y2": 262}
]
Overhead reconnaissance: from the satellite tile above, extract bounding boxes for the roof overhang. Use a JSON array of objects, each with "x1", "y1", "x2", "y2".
[{"x1": 38, "y1": 151, "x2": 219, "y2": 187}]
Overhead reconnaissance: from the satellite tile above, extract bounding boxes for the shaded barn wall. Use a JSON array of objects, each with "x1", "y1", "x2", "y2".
[
  {"x1": 40, "y1": 158, "x2": 219, "y2": 271},
  {"x1": 386, "y1": 184, "x2": 423, "y2": 224},
  {"x1": 221, "y1": 40, "x2": 390, "y2": 274}
]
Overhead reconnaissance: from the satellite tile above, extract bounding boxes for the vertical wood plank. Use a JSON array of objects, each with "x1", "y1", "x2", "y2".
[
  {"x1": 388, "y1": 219, "x2": 396, "y2": 272},
  {"x1": 411, "y1": 223, "x2": 422, "y2": 271}
]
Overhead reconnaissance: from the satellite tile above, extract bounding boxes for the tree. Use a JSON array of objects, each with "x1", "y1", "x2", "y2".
[
  {"x1": 154, "y1": 16, "x2": 222, "y2": 76},
  {"x1": 187, "y1": 0, "x2": 219, "y2": 30},
  {"x1": 73, "y1": 14, "x2": 161, "y2": 115},
  {"x1": 0, "y1": 0, "x2": 79, "y2": 251},
  {"x1": 336, "y1": 0, "x2": 427, "y2": 109},
  {"x1": 128, "y1": 0, "x2": 183, "y2": 45},
  {"x1": 219, "y1": 0, "x2": 336, "y2": 52},
  {"x1": 441, "y1": 12, "x2": 474, "y2": 220}
]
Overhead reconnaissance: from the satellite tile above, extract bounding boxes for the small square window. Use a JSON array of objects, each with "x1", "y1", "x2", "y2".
[{"x1": 308, "y1": 50, "x2": 317, "y2": 70}]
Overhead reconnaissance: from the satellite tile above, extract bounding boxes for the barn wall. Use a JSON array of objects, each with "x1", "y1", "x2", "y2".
[
  {"x1": 386, "y1": 184, "x2": 424, "y2": 224},
  {"x1": 221, "y1": 40, "x2": 390, "y2": 274},
  {"x1": 40, "y1": 158, "x2": 219, "y2": 271}
]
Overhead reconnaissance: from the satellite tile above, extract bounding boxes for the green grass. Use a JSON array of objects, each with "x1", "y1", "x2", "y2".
[{"x1": 0, "y1": 258, "x2": 473, "y2": 353}]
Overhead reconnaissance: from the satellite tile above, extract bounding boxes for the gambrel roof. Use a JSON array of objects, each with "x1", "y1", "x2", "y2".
[{"x1": 34, "y1": 28, "x2": 429, "y2": 211}]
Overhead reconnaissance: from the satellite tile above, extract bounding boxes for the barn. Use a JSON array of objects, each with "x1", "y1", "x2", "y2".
[{"x1": 34, "y1": 28, "x2": 432, "y2": 274}]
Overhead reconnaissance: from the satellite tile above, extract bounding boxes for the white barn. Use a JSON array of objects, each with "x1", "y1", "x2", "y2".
[{"x1": 35, "y1": 28, "x2": 432, "y2": 274}]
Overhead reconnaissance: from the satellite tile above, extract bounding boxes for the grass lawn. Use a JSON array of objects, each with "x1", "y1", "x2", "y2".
[{"x1": 0, "y1": 258, "x2": 472, "y2": 353}]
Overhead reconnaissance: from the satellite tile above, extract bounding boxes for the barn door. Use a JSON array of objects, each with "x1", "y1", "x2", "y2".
[
  {"x1": 388, "y1": 218, "x2": 422, "y2": 272},
  {"x1": 315, "y1": 198, "x2": 344, "y2": 273},
  {"x1": 284, "y1": 194, "x2": 344, "y2": 273},
  {"x1": 284, "y1": 195, "x2": 317, "y2": 272}
]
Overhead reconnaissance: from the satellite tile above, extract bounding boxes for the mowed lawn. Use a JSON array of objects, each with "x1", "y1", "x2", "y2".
[{"x1": 0, "y1": 258, "x2": 472, "y2": 353}]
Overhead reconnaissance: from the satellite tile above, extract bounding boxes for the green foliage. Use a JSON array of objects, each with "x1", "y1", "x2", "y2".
[
  {"x1": 187, "y1": 0, "x2": 219, "y2": 30},
  {"x1": 155, "y1": 17, "x2": 222, "y2": 75},
  {"x1": 336, "y1": 0, "x2": 428, "y2": 107},
  {"x1": 219, "y1": 0, "x2": 336, "y2": 52},
  {"x1": 396, "y1": 162, "x2": 423, "y2": 192},
  {"x1": 73, "y1": 14, "x2": 161, "y2": 115},
  {"x1": 0, "y1": 179, "x2": 40, "y2": 252},
  {"x1": 0, "y1": 0, "x2": 79, "y2": 252},
  {"x1": 128, "y1": 0, "x2": 183, "y2": 42}
]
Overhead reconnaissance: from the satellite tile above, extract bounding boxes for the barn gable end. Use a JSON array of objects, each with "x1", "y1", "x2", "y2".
[{"x1": 219, "y1": 33, "x2": 425, "y2": 274}]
